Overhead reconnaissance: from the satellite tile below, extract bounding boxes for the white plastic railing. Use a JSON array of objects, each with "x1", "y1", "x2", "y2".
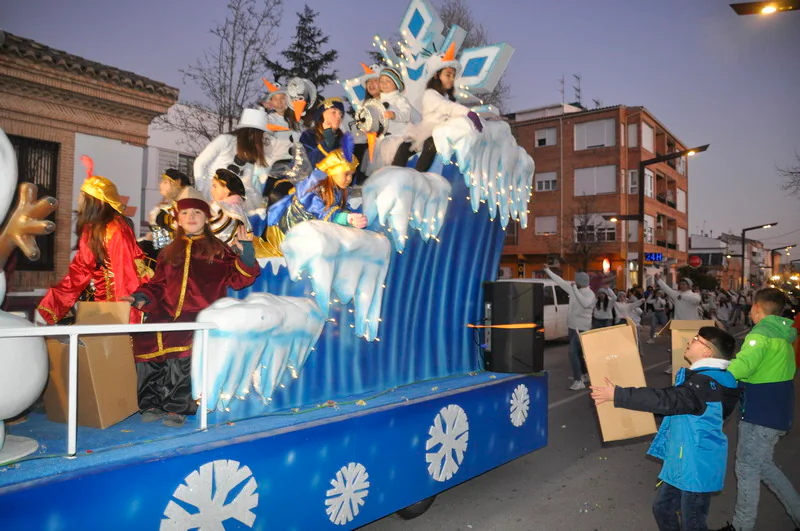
[{"x1": 0, "y1": 322, "x2": 217, "y2": 457}]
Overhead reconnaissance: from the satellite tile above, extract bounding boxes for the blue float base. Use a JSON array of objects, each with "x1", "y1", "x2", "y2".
[{"x1": 0, "y1": 371, "x2": 547, "y2": 530}]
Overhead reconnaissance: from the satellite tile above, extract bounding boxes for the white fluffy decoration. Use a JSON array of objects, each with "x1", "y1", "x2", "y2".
[
  {"x1": 361, "y1": 167, "x2": 452, "y2": 252},
  {"x1": 432, "y1": 117, "x2": 535, "y2": 229},
  {"x1": 281, "y1": 221, "x2": 391, "y2": 341},
  {"x1": 191, "y1": 294, "x2": 325, "y2": 411}
]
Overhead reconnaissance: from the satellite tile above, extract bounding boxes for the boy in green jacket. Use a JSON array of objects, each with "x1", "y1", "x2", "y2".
[{"x1": 716, "y1": 288, "x2": 800, "y2": 531}]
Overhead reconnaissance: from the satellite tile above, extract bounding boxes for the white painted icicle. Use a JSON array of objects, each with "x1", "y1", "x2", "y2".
[
  {"x1": 432, "y1": 117, "x2": 535, "y2": 229},
  {"x1": 191, "y1": 295, "x2": 325, "y2": 411},
  {"x1": 281, "y1": 221, "x2": 391, "y2": 341},
  {"x1": 361, "y1": 166, "x2": 452, "y2": 252}
]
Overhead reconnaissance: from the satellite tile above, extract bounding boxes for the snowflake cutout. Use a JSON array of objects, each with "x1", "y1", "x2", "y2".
[
  {"x1": 510, "y1": 384, "x2": 530, "y2": 427},
  {"x1": 161, "y1": 459, "x2": 258, "y2": 531},
  {"x1": 425, "y1": 404, "x2": 469, "y2": 482},
  {"x1": 325, "y1": 462, "x2": 370, "y2": 525}
]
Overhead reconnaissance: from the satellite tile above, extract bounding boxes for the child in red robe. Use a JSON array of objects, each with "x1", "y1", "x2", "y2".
[
  {"x1": 128, "y1": 193, "x2": 260, "y2": 427},
  {"x1": 37, "y1": 161, "x2": 151, "y2": 324}
]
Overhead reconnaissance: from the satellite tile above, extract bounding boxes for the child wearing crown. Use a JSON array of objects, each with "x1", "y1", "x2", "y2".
[{"x1": 256, "y1": 134, "x2": 368, "y2": 258}]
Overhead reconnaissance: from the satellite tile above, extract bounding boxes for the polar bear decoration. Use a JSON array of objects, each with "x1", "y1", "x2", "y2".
[{"x1": 0, "y1": 127, "x2": 57, "y2": 463}]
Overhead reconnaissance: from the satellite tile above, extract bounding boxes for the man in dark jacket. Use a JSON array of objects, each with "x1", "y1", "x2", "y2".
[{"x1": 592, "y1": 326, "x2": 740, "y2": 531}]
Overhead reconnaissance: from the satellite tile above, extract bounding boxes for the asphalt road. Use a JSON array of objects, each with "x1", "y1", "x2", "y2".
[{"x1": 360, "y1": 324, "x2": 800, "y2": 531}]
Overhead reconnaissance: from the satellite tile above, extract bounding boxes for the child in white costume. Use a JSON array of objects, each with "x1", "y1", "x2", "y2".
[
  {"x1": 393, "y1": 43, "x2": 483, "y2": 172},
  {"x1": 208, "y1": 166, "x2": 252, "y2": 248}
]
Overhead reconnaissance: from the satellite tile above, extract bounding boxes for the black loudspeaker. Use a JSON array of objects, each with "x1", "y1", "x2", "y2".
[{"x1": 482, "y1": 281, "x2": 545, "y2": 373}]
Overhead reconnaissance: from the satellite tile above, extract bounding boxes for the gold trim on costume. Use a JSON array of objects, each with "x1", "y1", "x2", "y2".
[
  {"x1": 37, "y1": 305, "x2": 58, "y2": 323},
  {"x1": 235, "y1": 260, "x2": 253, "y2": 278},
  {"x1": 174, "y1": 239, "x2": 193, "y2": 319},
  {"x1": 323, "y1": 205, "x2": 340, "y2": 222},
  {"x1": 254, "y1": 227, "x2": 285, "y2": 258}
]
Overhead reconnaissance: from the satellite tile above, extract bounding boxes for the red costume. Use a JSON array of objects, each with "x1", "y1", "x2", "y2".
[
  {"x1": 132, "y1": 234, "x2": 260, "y2": 363},
  {"x1": 37, "y1": 217, "x2": 150, "y2": 324}
]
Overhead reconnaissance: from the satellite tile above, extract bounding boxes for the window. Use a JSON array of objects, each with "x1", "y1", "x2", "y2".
[
  {"x1": 535, "y1": 216, "x2": 557, "y2": 235},
  {"x1": 9, "y1": 134, "x2": 59, "y2": 271},
  {"x1": 627, "y1": 123, "x2": 638, "y2": 148},
  {"x1": 628, "y1": 170, "x2": 638, "y2": 194},
  {"x1": 574, "y1": 213, "x2": 616, "y2": 242},
  {"x1": 158, "y1": 149, "x2": 196, "y2": 180},
  {"x1": 535, "y1": 127, "x2": 557, "y2": 147},
  {"x1": 627, "y1": 220, "x2": 639, "y2": 242},
  {"x1": 505, "y1": 221, "x2": 519, "y2": 246},
  {"x1": 574, "y1": 118, "x2": 616, "y2": 150},
  {"x1": 543, "y1": 286, "x2": 555, "y2": 306},
  {"x1": 644, "y1": 169, "x2": 654, "y2": 198},
  {"x1": 535, "y1": 171, "x2": 557, "y2": 192},
  {"x1": 677, "y1": 227, "x2": 687, "y2": 252},
  {"x1": 644, "y1": 214, "x2": 655, "y2": 243},
  {"x1": 677, "y1": 189, "x2": 686, "y2": 213},
  {"x1": 642, "y1": 122, "x2": 654, "y2": 153},
  {"x1": 555, "y1": 286, "x2": 570, "y2": 305},
  {"x1": 574, "y1": 165, "x2": 616, "y2": 196}
]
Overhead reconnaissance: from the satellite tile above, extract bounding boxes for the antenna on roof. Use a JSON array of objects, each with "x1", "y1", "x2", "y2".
[
  {"x1": 572, "y1": 74, "x2": 582, "y2": 107},
  {"x1": 559, "y1": 76, "x2": 565, "y2": 104},
  {"x1": 592, "y1": 98, "x2": 602, "y2": 108}
]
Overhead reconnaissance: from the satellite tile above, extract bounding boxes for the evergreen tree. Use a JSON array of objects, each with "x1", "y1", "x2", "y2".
[{"x1": 263, "y1": 4, "x2": 338, "y2": 90}]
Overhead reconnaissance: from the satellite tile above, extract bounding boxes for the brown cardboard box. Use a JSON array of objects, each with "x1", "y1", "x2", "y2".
[
  {"x1": 658, "y1": 320, "x2": 715, "y2": 382},
  {"x1": 43, "y1": 302, "x2": 138, "y2": 429},
  {"x1": 580, "y1": 321, "x2": 657, "y2": 442}
]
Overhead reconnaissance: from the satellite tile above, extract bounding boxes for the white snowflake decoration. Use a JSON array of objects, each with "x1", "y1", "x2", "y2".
[
  {"x1": 325, "y1": 462, "x2": 371, "y2": 526},
  {"x1": 161, "y1": 459, "x2": 259, "y2": 531},
  {"x1": 425, "y1": 404, "x2": 469, "y2": 482},
  {"x1": 509, "y1": 384, "x2": 530, "y2": 427}
]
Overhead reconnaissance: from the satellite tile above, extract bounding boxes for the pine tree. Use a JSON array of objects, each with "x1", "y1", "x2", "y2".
[{"x1": 263, "y1": 4, "x2": 338, "y2": 90}]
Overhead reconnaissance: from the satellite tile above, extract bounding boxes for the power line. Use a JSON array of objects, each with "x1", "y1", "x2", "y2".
[{"x1": 760, "y1": 227, "x2": 800, "y2": 241}]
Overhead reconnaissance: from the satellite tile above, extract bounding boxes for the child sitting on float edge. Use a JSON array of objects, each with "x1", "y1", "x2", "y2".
[{"x1": 591, "y1": 326, "x2": 740, "y2": 531}]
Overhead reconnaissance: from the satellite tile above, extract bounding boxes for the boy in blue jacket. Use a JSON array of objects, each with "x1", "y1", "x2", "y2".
[{"x1": 592, "y1": 326, "x2": 740, "y2": 531}]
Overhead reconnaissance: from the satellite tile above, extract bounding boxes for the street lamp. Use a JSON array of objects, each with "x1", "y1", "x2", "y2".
[
  {"x1": 730, "y1": 1, "x2": 800, "y2": 15},
  {"x1": 740, "y1": 223, "x2": 778, "y2": 289},
  {"x1": 636, "y1": 144, "x2": 710, "y2": 287},
  {"x1": 769, "y1": 244, "x2": 797, "y2": 274}
]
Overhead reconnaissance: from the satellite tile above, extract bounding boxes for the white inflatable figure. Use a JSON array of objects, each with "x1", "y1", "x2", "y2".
[
  {"x1": 361, "y1": 167, "x2": 451, "y2": 251},
  {"x1": 281, "y1": 221, "x2": 391, "y2": 342},
  {"x1": 0, "y1": 127, "x2": 57, "y2": 463},
  {"x1": 191, "y1": 294, "x2": 325, "y2": 412}
]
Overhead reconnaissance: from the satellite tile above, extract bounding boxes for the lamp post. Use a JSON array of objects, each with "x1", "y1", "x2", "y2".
[
  {"x1": 636, "y1": 144, "x2": 709, "y2": 287},
  {"x1": 730, "y1": 1, "x2": 799, "y2": 15},
  {"x1": 769, "y1": 244, "x2": 797, "y2": 275},
  {"x1": 740, "y1": 223, "x2": 778, "y2": 290}
]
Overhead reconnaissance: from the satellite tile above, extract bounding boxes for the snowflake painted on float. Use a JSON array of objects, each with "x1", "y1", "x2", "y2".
[
  {"x1": 425, "y1": 404, "x2": 469, "y2": 482},
  {"x1": 325, "y1": 462, "x2": 371, "y2": 526},
  {"x1": 160, "y1": 459, "x2": 258, "y2": 531},
  {"x1": 510, "y1": 384, "x2": 530, "y2": 427}
]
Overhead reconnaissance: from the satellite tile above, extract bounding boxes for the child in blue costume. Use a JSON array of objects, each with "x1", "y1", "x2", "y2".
[
  {"x1": 255, "y1": 133, "x2": 368, "y2": 258},
  {"x1": 591, "y1": 326, "x2": 740, "y2": 531},
  {"x1": 299, "y1": 98, "x2": 345, "y2": 167}
]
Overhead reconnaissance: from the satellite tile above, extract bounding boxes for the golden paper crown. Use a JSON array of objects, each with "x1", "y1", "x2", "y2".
[
  {"x1": 316, "y1": 149, "x2": 359, "y2": 176},
  {"x1": 80, "y1": 175, "x2": 124, "y2": 214}
]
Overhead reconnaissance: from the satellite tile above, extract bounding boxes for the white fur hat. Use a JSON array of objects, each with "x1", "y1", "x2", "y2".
[
  {"x1": 235, "y1": 108, "x2": 269, "y2": 132},
  {"x1": 424, "y1": 42, "x2": 461, "y2": 82}
]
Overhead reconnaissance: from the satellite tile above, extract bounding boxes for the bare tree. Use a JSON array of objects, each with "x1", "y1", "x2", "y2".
[
  {"x1": 438, "y1": 0, "x2": 510, "y2": 112},
  {"x1": 778, "y1": 154, "x2": 800, "y2": 198},
  {"x1": 550, "y1": 195, "x2": 607, "y2": 273},
  {"x1": 154, "y1": 0, "x2": 283, "y2": 153}
]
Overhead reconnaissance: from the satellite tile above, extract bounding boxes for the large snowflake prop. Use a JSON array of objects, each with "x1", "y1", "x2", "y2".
[
  {"x1": 161, "y1": 459, "x2": 258, "y2": 531},
  {"x1": 325, "y1": 462, "x2": 371, "y2": 525},
  {"x1": 509, "y1": 384, "x2": 530, "y2": 427},
  {"x1": 425, "y1": 404, "x2": 469, "y2": 482}
]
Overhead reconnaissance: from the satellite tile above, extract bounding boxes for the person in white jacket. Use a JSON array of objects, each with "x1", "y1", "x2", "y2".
[
  {"x1": 391, "y1": 43, "x2": 483, "y2": 172},
  {"x1": 611, "y1": 291, "x2": 646, "y2": 327},
  {"x1": 544, "y1": 266, "x2": 596, "y2": 390},
  {"x1": 656, "y1": 273, "x2": 702, "y2": 320}
]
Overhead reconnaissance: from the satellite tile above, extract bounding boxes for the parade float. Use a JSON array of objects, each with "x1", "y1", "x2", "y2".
[{"x1": 0, "y1": 1, "x2": 545, "y2": 529}]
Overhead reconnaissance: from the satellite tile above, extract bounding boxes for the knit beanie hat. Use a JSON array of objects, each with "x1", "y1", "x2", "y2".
[
  {"x1": 679, "y1": 278, "x2": 693, "y2": 287},
  {"x1": 575, "y1": 272, "x2": 590, "y2": 287},
  {"x1": 380, "y1": 67, "x2": 405, "y2": 92}
]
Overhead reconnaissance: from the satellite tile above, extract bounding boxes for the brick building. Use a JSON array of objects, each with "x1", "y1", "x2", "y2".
[
  {"x1": 501, "y1": 103, "x2": 693, "y2": 289},
  {"x1": 0, "y1": 31, "x2": 177, "y2": 298}
]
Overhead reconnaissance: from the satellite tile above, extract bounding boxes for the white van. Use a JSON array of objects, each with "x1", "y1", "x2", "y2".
[{"x1": 494, "y1": 279, "x2": 571, "y2": 340}]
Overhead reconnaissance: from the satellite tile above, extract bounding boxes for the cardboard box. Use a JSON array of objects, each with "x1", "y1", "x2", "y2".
[
  {"x1": 580, "y1": 321, "x2": 657, "y2": 442},
  {"x1": 658, "y1": 320, "x2": 715, "y2": 381},
  {"x1": 43, "y1": 302, "x2": 138, "y2": 429}
]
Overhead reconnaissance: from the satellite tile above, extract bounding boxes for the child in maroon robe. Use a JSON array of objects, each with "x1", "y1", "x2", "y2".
[{"x1": 128, "y1": 194, "x2": 260, "y2": 426}]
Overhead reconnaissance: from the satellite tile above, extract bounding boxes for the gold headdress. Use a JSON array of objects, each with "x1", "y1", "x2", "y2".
[
  {"x1": 79, "y1": 156, "x2": 124, "y2": 213},
  {"x1": 316, "y1": 133, "x2": 358, "y2": 176}
]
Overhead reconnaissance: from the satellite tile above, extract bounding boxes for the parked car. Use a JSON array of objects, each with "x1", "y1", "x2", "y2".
[{"x1": 494, "y1": 279, "x2": 570, "y2": 340}]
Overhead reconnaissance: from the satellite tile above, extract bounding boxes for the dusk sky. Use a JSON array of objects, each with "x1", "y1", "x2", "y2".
[{"x1": 3, "y1": 0, "x2": 799, "y2": 251}]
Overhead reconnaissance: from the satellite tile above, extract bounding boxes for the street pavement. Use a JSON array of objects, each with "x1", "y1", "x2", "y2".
[{"x1": 361, "y1": 323, "x2": 800, "y2": 531}]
